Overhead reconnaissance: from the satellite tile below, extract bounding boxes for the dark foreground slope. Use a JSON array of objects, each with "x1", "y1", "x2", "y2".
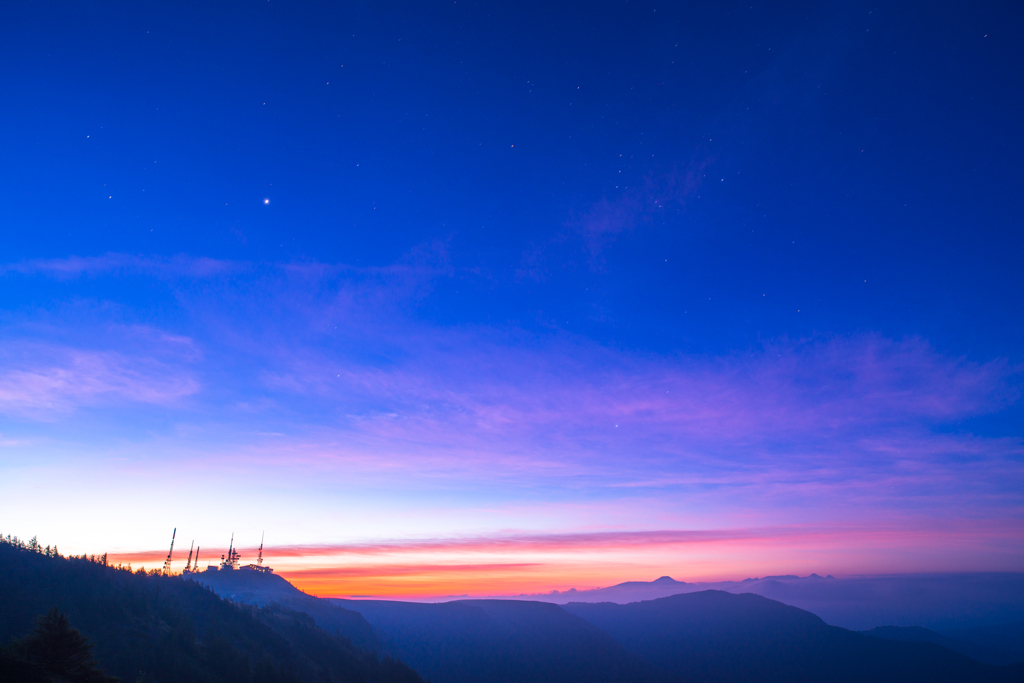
[
  {"x1": 944, "y1": 622, "x2": 1024, "y2": 662},
  {"x1": 864, "y1": 625, "x2": 1024, "y2": 666},
  {"x1": 192, "y1": 568, "x2": 377, "y2": 650},
  {"x1": 334, "y1": 598, "x2": 662, "y2": 683},
  {"x1": 564, "y1": 590, "x2": 1024, "y2": 683},
  {"x1": 0, "y1": 540, "x2": 422, "y2": 683}
]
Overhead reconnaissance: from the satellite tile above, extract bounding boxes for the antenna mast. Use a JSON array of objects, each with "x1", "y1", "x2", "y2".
[
  {"x1": 221, "y1": 533, "x2": 240, "y2": 570},
  {"x1": 162, "y1": 528, "x2": 176, "y2": 575},
  {"x1": 244, "y1": 531, "x2": 274, "y2": 574},
  {"x1": 240, "y1": 532, "x2": 270, "y2": 573}
]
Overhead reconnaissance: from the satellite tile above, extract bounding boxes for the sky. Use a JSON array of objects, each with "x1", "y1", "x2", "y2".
[{"x1": 1, "y1": 0, "x2": 1022, "y2": 598}]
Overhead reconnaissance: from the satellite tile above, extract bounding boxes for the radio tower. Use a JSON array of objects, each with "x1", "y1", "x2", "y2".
[
  {"x1": 245, "y1": 531, "x2": 274, "y2": 573},
  {"x1": 184, "y1": 541, "x2": 194, "y2": 573},
  {"x1": 162, "y1": 528, "x2": 176, "y2": 575},
  {"x1": 221, "y1": 533, "x2": 240, "y2": 570}
]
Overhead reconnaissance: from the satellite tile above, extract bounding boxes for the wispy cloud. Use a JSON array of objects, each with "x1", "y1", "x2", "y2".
[
  {"x1": 2, "y1": 254, "x2": 1022, "y2": 594},
  {"x1": 93, "y1": 258, "x2": 1017, "y2": 517},
  {"x1": 2, "y1": 253, "x2": 242, "y2": 279},
  {"x1": 254, "y1": 329, "x2": 1020, "y2": 479},
  {"x1": 196, "y1": 520, "x2": 1023, "y2": 563},
  {"x1": 0, "y1": 344, "x2": 200, "y2": 419}
]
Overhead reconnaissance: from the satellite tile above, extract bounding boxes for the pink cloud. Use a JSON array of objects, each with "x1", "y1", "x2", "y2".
[
  {"x1": 3, "y1": 255, "x2": 1021, "y2": 592},
  {"x1": 2, "y1": 253, "x2": 241, "y2": 279},
  {"x1": 104, "y1": 520, "x2": 1024, "y2": 598},
  {"x1": 227, "y1": 520, "x2": 1024, "y2": 561},
  {"x1": 210, "y1": 314, "x2": 1021, "y2": 530},
  {"x1": 260, "y1": 331, "x2": 1018, "y2": 465},
  {"x1": 0, "y1": 345, "x2": 200, "y2": 419}
]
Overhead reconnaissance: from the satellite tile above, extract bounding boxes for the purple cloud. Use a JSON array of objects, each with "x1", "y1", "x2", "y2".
[
  {"x1": 3, "y1": 255, "x2": 1021, "y2": 581},
  {"x1": 0, "y1": 340, "x2": 200, "y2": 419},
  {"x1": 2, "y1": 253, "x2": 242, "y2": 279},
  {"x1": 259, "y1": 329, "x2": 1017, "y2": 461}
]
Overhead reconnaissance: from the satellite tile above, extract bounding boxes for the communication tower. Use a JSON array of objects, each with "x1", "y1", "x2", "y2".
[
  {"x1": 220, "y1": 533, "x2": 240, "y2": 570},
  {"x1": 162, "y1": 528, "x2": 176, "y2": 575},
  {"x1": 245, "y1": 531, "x2": 274, "y2": 573}
]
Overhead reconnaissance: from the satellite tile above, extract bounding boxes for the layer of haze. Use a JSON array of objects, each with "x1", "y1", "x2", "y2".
[{"x1": 1, "y1": 0, "x2": 1022, "y2": 597}]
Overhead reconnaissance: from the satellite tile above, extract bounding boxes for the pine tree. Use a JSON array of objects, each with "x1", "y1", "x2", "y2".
[{"x1": 13, "y1": 608, "x2": 118, "y2": 683}]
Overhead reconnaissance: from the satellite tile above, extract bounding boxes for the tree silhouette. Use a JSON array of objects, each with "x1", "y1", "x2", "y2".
[
  {"x1": 12, "y1": 608, "x2": 117, "y2": 683},
  {"x1": 0, "y1": 649, "x2": 48, "y2": 683},
  {"x1": 1, "y1": 540, "x2": 424, "y2": 683}
]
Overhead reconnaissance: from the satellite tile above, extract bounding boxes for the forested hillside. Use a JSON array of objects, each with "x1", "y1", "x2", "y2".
[
  {"x1": 335, "y1": 598, "x2": 662, "y2": 683},
  {"x1": 0, "y1": 537, "x2": 422, "y2": 683},
  {"x1": 194, "y1": 566, "x2": 378, "y2": 650}
]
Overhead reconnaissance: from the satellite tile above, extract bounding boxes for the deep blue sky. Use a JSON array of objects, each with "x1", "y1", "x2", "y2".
[
  {"x1": 1, "y1": 1, "x2": 1022, "y2": 589},
  {"x1": 4, "y1": 0, "x2": 1021, "y2": 355}
]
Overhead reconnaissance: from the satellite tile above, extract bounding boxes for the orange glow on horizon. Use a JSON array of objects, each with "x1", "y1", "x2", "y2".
[{"x1": 99, "y1": 521, "x2": 1024, "y2": 600}]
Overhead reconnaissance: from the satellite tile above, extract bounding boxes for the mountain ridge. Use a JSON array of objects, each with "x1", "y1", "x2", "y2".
[
  {"x1": 188, "y1": 567, "x2": 378, "y2": 650},
  {"x1": 0, "y1": 539, "x2": 423, "y2": 683},
  {"x1": 862, "y1": 625, "x2": 1024, "y2": 666},
  {"x1": 564, "y1": 590, "x2": 1024, "y2": 683},
  {"x1": 496, "y1": 572, "x2": 1024, "y2": 630},
  {"x1": 10, "y1": 536, "x2": 1024, "y2": 683}
]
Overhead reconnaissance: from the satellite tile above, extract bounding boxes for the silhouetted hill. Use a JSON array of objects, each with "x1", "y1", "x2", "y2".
[
  {"x1": 944, "y1": 622, "x2": 1024, "y2": 660},
  {"x1": 721, "y1": 574, "x2": 1024, "y2": 631},
  {"x1": 863, "y1": 625, "x2": 1024, "y2": 666},
  {"x1": 333, "y1": 598, "x2": 663, "y2": 683},
  {"x1": 191, "y1": 568, "x2": 377, "y2": 649},
  {"x1": 0, "y1": 539, "x2": 422, "y2": 683},
  {"x1": 525, "y1": 575, "x2": 694, "y2": 603},
  {"x1": 564, "y1": 590, "x2": 1024, "y2": 683},
  {"x1": 11, "y1": 534, "x2": 1023, "y2": 683},
  {"x1": 522, "y1": 573, "x2": 1024, "y2": 631}
]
